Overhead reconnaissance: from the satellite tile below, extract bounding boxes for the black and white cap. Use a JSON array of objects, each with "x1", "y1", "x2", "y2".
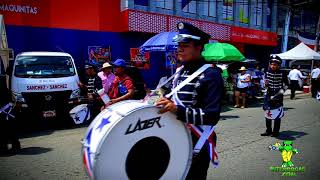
[
  {"x1": 173, "y1": 22, "x2": 211, "y2": 44},
  {"x1": 270, "y1": 55, "x2": 282, "y2": 65}
]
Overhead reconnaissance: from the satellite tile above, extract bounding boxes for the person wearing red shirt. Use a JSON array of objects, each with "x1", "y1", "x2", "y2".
[{"x1": 107, "y1": 59, "x2": 135, "y2": 105}]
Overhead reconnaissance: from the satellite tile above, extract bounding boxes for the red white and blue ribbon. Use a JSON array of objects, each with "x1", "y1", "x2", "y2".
[
  {"x1": 82, "y1": 129, "x2": 93, "y2": 179},
  {"x1": 187, "y1": 124, "x2": 219, "y2": 167}
]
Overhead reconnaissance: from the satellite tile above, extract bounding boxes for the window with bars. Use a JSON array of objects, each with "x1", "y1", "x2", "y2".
[
  {"x1": 223, "y1": 0, "x2": 234, "y2": 21},
  {"x1": 182, "y1": 0, "x2": 197, "y2": 14},
  {"x1": 253, "y1": 0, "x2": 263, "y2": 26},
  {"x1": 239, "y1": 0, "x2": 249, "y2": 23},
  {"x1": 134, "y1": 0, "x2": 149, "y2": 6},
  {"x1": 199, "y1": 0, "x2": 217, "y2": 17},
  {"x1": 155, "y1": 0, "x2": 173, "y2": 10}
]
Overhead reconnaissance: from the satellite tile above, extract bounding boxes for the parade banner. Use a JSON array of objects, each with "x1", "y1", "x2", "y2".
[
  {"x1": 130, "y1": 48, "x2": 150, "y2": 70},
  {"x1": 165, "y1": 51, "x2": 178, "y2": 69},
  {"x1": 88, "y1": 46, "x2": 111, "y2": 65}
]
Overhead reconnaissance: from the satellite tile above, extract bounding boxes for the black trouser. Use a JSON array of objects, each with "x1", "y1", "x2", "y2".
[
  {"x1": 87, "y1": 98, "x2": 104, "y2": 121},
  {"x1": 0, "y1": 112, "x2": 20, "y2": 151},
  {"x1": 290, "y1": 80, "x2": 299, "y2": 99},
  {"x1": 0, "y1": 117, "x2": 8, "y2": 150},
  {"x1": 186, "y1": 134, "x2": 212, "y2": 180},
  {"x1": 311, "y1": 79, "x2": 319, "y2": 98},
  {"x1": 265, "y1": 118, "x2": 281, "y2": 134}
]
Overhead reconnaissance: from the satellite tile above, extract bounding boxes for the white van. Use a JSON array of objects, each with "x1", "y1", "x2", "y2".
[{"x1": 11, "y1": 52, "x2": 80, "y2": 122}]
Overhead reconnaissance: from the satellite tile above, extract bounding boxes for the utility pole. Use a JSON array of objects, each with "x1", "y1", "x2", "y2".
[
  {"x1": 280, "y1": 0, "x2": 291, "y2": 67},
  {"x1": 311, "y1": 14, "x2": 320, "y2": 73},
  {"x1": 314, "y1": 15, "x2": 320, "y2": 53},
  {"x1": 282, "y1": 8, "x2": 291, "y2": 53}
]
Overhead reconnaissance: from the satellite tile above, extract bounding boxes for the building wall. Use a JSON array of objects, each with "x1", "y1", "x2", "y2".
[
  {"x1": 1, "y1": 0, "x2": 136, "y2": 65},
  {"x1": 124, "y1": 0, "x2": 278, "y2": 33},
  {"x1": 0, "y1": 0, "x2": 125, "y2": 32},
  {"x1": 1, "y1": 0, "x2": 279, "y2": 88}
]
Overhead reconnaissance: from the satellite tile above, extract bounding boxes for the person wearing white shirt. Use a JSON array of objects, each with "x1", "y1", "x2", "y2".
[
  {"x1": 288, "y1": 65, "x2": 306, "y2": 99},
  {"x1": 311, "y1": 63, "x2": 320, "y2": 98},
  {"x1": 234, "y1": 66, "x2": 251, "y2": 108}
]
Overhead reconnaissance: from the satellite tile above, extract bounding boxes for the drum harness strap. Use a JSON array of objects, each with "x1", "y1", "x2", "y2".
[
  {"x1": 155, "y1": 64, "x2": 219, "y2": 166},
  {"x1": 0, "y1": 103, "x2": 15, "y2": 120}
]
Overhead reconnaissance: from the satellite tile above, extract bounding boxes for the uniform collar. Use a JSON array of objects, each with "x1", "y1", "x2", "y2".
[
  {"x1": 268, "y1": 69, "x2": 281, "y2": 73},
  {"x1": 182, "y1": 58, "x2": 206, "y2": 71}
]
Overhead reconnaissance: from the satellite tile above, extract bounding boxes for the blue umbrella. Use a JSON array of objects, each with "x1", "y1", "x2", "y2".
[{"x1": 140, "y1": 32, "x2": 178, "y2": 52}]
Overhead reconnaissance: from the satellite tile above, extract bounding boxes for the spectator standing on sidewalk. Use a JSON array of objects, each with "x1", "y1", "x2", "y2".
[
  {"x1": 98, "y1": 62, "x2": 115, "y2": 94},
  {"x1": 311, "y1": 63, "x2": 320, "y2": 98},
  {"x1": 288, "y1": 65, "x2": 305, "y2": 100},
  {"x1": 234, "y1": 66, "x2": 251, "y2": 108}
]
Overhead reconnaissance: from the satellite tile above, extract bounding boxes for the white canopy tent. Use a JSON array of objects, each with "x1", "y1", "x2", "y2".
[
  {"x1": 275, "y1": 42, "x2": 320, "y2": 75},
  {"x1": 274, "y1": 42, "x2": 320, "y2": 88},
  {"x1": 275, "y1": 42, "x2": 320, "y2": 60}
]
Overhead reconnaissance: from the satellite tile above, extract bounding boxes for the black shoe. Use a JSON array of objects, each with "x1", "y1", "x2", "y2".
[
  {"x1": 10, "y1": 141, "x2": 21, "y2": 153},
  {"x1": 0, "y1": 144, "x2": 8, "y2": 154},
  {"x1": 261, "y1": 132, "x2": 272, "y2": 136},
  {"x1": 271, "y1": 133, "x2": 279, "y2": 137}
]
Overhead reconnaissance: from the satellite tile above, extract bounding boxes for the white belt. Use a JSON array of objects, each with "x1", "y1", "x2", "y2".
[{"x1": 0, "y1": 103, "x2": 15, "y2": 120}]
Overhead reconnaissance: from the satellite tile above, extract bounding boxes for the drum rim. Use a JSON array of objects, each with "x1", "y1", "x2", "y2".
[
  {"x1": 95, "y1": 106, "x2": 193, "y2": 179},
  {"x1": 84, "y1": 100, "x2": 149, "y2": 134},
  {"x1": 83, "y1": 100, "x2": 193, "y2": 179},
  {"x1": 81, "y1": 100, "x2": 152, "y2": 178}
]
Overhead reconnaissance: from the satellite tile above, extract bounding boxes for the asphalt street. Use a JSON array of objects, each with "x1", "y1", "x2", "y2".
[{"x1": 0, "y1": 96, "x2": 319, "y2": 180}]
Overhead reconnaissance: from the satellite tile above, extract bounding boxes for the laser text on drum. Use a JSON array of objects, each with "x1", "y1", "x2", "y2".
[{"x1": 125, "y1": 117, "x2": 162, "y2": 135}]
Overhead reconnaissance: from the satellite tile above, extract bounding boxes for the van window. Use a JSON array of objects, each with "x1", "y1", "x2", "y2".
[{"x1": 14, "y1": 56, "x2": 76, "y2": 78}]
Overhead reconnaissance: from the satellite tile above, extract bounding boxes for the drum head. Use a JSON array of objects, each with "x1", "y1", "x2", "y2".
[
  {"x1": 83, "y1": 100, "x2": 192, "y2": 180},
  {"x1": 264, "y1": 106, "x2": 284, "y2": 120}
]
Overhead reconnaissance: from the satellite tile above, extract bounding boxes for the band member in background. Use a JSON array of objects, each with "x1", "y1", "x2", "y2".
[
  {"x1": 0, "y1": 80, "x2": 21, "y2": 154},
  {"x1": 234, "y1": 66, "x2": 251, "y2": 108},
  {"x1": 156, "y1": 22, "x2": 223, "y2": 180},
  {"x1": 261, "y1": 55, "x2": 287, "y2": 137}
]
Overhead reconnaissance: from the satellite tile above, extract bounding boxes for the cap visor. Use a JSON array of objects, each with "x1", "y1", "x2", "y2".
[{"x1": 173, "y1": 34, "x2": 201, "y2": 43}]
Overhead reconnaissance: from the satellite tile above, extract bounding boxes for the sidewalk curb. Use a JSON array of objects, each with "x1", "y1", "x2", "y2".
[
  {"x1": 283, "y1": 92, "x2": 311, "y2": 100},
  {"x1": 222, "y1": 93, "x2": 312, "y2": 113}
]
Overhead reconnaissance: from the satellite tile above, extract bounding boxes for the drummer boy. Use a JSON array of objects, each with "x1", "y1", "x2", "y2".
[{"x1": 156, "y1": 22, "x2": 224, "y2": 180}]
